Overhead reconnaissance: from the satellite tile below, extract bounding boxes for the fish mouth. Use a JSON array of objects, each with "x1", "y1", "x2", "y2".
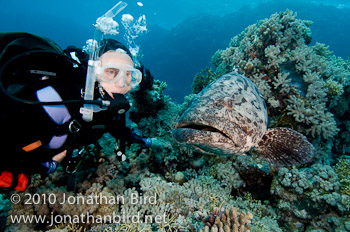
[
  {"x1": 174, "y1": 122, "x2": 232, "y2": 140},
  {"x1": 172, "y1": 121, "x2": 238, "y2": 155}
]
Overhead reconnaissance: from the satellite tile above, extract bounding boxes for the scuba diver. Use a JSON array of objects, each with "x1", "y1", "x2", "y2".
[{"x1": 0, "y1": 32, "x2": 154, "y2": 191}]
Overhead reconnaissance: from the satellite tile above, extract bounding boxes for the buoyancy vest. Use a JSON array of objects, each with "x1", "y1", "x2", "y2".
[
  {"x1": 0, "y1": 32, "x2": 87, "y2": 190},
  {"x1": 0, "y1": 33, "x2": 133, "y2": 191}
]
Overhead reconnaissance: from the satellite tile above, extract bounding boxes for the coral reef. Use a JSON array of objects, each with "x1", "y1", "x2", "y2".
[
  {"x1": 271, "y1": 164, "x2": 350, "y2": 231},
  {"x1": 200, "y1": 207, "x2": 253, "y2": 232},
  {"x1": 0, "y1": 194, "x2": 10, "y2": 213},
  {"x1": 129, "y1": 65, "x2": 168, "y2": 121},
  {"x1": 334, "y1": 157, "x2": 350, "y2": 197},
  {"x1": 4, "y1": 154, "x2": 282, "y2": 231},
  {"x1": 192, "y1": 68, "x2": 220, "y2": 94},
  {"x1": 192, "y1": 9, "x2": 350, "y2": 230},
  {"x1": 199, "y1": 10, "x2": 350, "y2": 143},
  {"x1": 0, "y1": 194, "x2": 10, "y2": 232},
  {"x1": 2, "y1": 9, "x2": 350, "y2": 232}
]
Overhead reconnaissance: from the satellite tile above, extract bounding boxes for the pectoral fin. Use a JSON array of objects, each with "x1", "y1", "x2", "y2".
[{"x1": 254, "y1": 127, "x2": 314, "y2": 166}]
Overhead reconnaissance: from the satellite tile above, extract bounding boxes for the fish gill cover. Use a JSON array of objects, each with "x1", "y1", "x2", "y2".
[{"x1": 1, "y1": 8, "x2": 350, "y2": 232}]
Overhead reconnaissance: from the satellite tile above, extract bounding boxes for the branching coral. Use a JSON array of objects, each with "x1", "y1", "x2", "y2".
[
  {"x1": 272, "y1": 72, "x2": 292, "y2": 94},
  {"x1": 211, "y1": 161, "x2": 244, "y2": 191},
  {"x1": 47, "y1": 224, "x2": 87, "y2": 232},
  {"x1": 286, "y1": 94, "x2": 339, "y2": 139},
  {"x1": 0, "y1": 194, "x2": 10, "y2": 232},
  {"x1": 0, "y1": 194, "x2": 10, "y2": 213},
  {"x1": 192, "y1": 67, "x2": 220, "y2": 94},
  {"x1": 208, "y1": 9, "x2": 350, "y2": 141},
  {"x1": 200, "y1": 207, "x2": 253, "y2": 232},
  {"x1": 324, "y1": 78, "x2": 344, "y2": 96},
  {"x1": 129, "y1": 77, "x2": 168, "y2": 122},
  {"x1": 271, "y1": 164, "x2": 350, "y2": 230},
  {"x1": 334, "y1": 158, "x2": 350, "y2": 196}
]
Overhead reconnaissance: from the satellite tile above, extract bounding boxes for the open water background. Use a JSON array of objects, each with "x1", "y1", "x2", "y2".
[{"x1": 1, "y1": 0, "x2": 349, "y2": 102}]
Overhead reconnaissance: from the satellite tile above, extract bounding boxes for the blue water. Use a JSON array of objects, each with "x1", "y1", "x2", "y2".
[{"x1": 1, "y1": 0, "x2": 349, "y2": 103}]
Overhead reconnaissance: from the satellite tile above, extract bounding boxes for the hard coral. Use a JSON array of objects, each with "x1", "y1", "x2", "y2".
[
  {"x1": 201, "y1": 207, "x2": 253, "y2": 232},
  {"x1": 208, "y1": 9, "x2": 350, "y2": 141},
  {"x1": 129, "y1": 66, "x2": 167, "y2": 122},
  {"x1": 334, "y1": 157, "x2": 350, "y2": 196},
  {"x1": 271, "y1": 164, "x2": 350, "y2": 231},
  {"x1": 192, "y1": 67, "x2": 220, "y2": 94}
]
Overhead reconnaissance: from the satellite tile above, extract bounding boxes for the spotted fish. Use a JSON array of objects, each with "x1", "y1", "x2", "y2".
[{"x1": 172, "y1": 72, "x2": 314, "y2": 165}]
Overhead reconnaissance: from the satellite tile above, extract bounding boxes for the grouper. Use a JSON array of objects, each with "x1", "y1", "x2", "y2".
[{"x1": 172, "y1": 72, "x2": 314, "y2": 165}]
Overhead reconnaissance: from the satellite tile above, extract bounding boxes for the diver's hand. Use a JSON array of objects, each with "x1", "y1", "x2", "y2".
[
  {"x1": 149, "y1": 137, "x2": 164, "y2": 149},
  {"x1": 130, "y1": 128, "x2": 152, "y2": 148},
  {"x1": 52, "y1": 150, "x2": 67, "y2": 163},
  {"x1": 108, "y1": 93, "x2": 130, "y2": 114}
]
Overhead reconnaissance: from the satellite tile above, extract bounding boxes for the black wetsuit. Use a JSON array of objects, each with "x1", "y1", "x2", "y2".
[
  {"x1": 1, "y1": 77, "x2": 131, "y2": 175},
  {"x1": 0, "y1": 32, "x2": 141, "y2": 177}
]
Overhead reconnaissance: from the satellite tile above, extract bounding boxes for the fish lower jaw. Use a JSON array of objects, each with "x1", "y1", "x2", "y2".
[
  {"x1": 175, "y1": 122, "x2": 231, "y2": 140},
  {"x1": 172, "y1": 127, "x2": 249, "y2": 155},
  {"x1": 172, "y1": 127, "x2": 236, "y2": 149}
]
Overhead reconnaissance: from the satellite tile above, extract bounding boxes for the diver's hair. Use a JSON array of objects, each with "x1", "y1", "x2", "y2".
[
  {"x1": 98, "y1": 39, "x2": 132, "y2": 58},
  {"x1": 99, "y1": 49, "x2": 133, "y2": 63},
  {"x1": 115, "y1": 48, "x2": 127, "y2": 54}
]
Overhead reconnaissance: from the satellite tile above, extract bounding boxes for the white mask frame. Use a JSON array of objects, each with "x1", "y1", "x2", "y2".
[{"x1": 97, "y1": 62, "x2": 142, "y2": 89}]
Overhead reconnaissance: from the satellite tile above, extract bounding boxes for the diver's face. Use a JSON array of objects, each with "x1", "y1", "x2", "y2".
[{"x1": 98, "y1": 51, "x2": 134, "y2": 97}]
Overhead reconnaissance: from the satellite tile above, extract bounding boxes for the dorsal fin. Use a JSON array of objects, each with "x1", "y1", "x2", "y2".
[{"x1": 254, "y1": 127, "x2": 314, "y2": 166}]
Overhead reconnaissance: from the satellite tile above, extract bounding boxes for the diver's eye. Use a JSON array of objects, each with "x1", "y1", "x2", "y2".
[
  {"x1": 125, "y1": 71, "x2": 132, "y2": 82},
  {"x1": 104, "y1": 68, "x2": 120, "y2": 79}
]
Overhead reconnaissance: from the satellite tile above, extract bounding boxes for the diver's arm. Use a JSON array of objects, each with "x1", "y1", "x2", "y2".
[
  {"x1": 39, "y1": 150, "x2": 67, "y2": 175},
  {"x1": 52, "y1": 150, "x2": 67, "y2": 162}
]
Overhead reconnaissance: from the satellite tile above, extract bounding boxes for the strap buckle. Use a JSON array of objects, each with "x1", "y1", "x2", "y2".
[
  {"x1": 68, "y1": 120, "x2": 81, "y2": 133},
  {"x1": 65, "y1": 161, "x2": 78, "y2": 174}
]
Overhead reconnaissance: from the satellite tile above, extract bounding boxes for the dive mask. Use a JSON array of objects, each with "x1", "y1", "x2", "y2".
[{"x1": 97, "y1": 62, "x2": 142, "y2": 89}]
